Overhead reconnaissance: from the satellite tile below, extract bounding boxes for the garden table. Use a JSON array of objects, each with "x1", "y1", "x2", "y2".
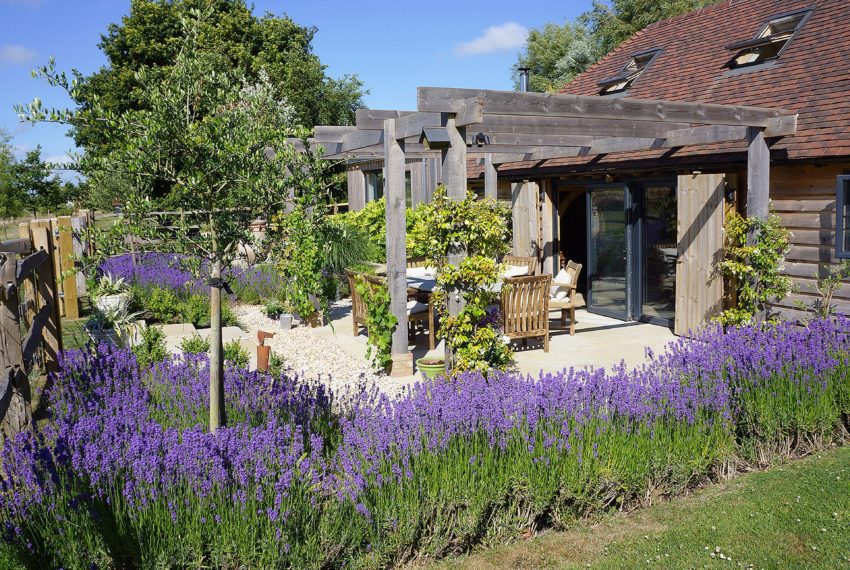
[{"x1": 406, "y1": 265, "x2": 529, "y2": 297}]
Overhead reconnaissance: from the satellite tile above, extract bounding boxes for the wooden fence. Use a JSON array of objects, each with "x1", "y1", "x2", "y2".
[{"x1": 0, "y1": 224, "x2": 63, "y2": 446}]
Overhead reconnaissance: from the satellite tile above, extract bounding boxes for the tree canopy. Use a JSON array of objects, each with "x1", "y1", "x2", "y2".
[
  {"x1": 71, "y1": 0, "x2": 365, "y2": 155},
  {"x1": 516, "y1": 0, "x2": 718, "y2": 92},
  {"x1": 583, "y1": 0, "x2": 718, "y2": 55},
  {"x1": 0, "y1": 129, "x2": 23, "y2": 218},
  {"x1": 513, "y1": 22, "x2": 600, "y2": 92}
]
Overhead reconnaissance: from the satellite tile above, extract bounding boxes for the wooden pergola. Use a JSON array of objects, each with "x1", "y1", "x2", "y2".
[{"x1": 293, "y1": 87, "x2": 797, "y2": 376}]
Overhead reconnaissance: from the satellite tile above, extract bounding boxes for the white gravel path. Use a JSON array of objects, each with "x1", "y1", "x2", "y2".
[{"x1": 232, "y1": 302, "x2": 412, "y2": 398}]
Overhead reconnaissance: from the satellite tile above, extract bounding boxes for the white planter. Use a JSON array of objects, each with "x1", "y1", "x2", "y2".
[
  {"x1": 95, "y1": 293, "x2": 130, "y2": 314},
  {"x1": 279, "y1": 313, "x2": 293, "y2": 330}
]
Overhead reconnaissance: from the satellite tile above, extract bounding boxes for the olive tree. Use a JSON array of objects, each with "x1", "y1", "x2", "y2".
[{"x1": 17, "y1": 8, "x2": 324, "y2": 431}]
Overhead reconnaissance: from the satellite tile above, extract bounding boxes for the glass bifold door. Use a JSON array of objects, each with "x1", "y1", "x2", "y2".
[{"x1": 586, "y1": 183, "x2": 677, "y2": 326}]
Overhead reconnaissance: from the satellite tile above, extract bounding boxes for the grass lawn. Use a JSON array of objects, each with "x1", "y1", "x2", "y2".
[{"x1": 426, "y1": 445, "x2": 850, "y2": 569}]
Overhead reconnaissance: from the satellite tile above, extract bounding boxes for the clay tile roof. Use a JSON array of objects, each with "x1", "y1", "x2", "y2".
[{"x1": 488, "y1": 0, "x2": 850, "y2": 178}]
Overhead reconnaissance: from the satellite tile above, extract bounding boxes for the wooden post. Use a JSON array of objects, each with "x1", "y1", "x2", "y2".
[
  {"x1": 347, "y1": 168, "x2": 366, "y2": 212},
  {"x1": 18, "y1": 223, "x2": 37, "y2": 326},
  {"x1": 0, "y1": 251, "x2": 31, "y2": 442},
  {"x1": 30, "y1": 221, "x2": 62, "y2": 372},
  {"x1": 58, "y1": 216, "x2": 79, "y2": 319},
  {"x1": 384, "y1": 118, "x2": 413, "y2": 377},
  {"x1": 71, "y1": 216, "x2": 87, "y2": 297},
  {"x1": 747, "y1": 127, "x2": 770, "y2": 219},
  {"x1": 209, "y1": 259, "x2": 225, "y2": 430},
  {"x1": 484, "y1": 154, "x2": 498, "y2": 200},
  {"x1": 410, "y1": 160, "x2": 424, "y2": 208}
]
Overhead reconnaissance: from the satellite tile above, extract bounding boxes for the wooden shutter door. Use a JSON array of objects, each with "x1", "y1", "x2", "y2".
[
  {"x1": 675, "y1": 173, "x2": 725, "y2": 335},
  {"x1": 512, "y1": 181, "x2": 539, "y2": 258}
]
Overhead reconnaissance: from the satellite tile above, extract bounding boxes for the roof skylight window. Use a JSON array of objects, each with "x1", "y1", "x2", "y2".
[
  {"x1": 726, "y1": 9, "x2": 812, "y2": 68},
  {"x1": 597, "y1": 49, "x2": 660, "y2": 95}
]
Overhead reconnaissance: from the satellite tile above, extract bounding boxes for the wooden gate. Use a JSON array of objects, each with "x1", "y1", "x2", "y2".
[
  {"x1": 0, "y1": 225, "x2": 63, "y2": 446},
  {"x1": 675, "y1": 173, "x2": 726, "y2": 335}
]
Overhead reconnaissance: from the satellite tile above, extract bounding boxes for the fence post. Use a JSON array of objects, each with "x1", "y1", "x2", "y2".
[
  {"x1": 30, "y1": 221, "x2": 62, "y2": 372},
  {"x1": 18, "y1": 223, "x2": 37, "y2": 326},
  {"x1": 58, "y1": 216, "x2": 79, "y2": 319},
  {"x1": 0, "y1": 251, "x2": 32, "y2": 443}
]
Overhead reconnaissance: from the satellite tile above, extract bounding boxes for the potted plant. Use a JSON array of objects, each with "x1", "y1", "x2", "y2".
[
  {"x1": 92, "y1": 273, "x2": 131, "y2": 314},
  {"x1": 263, "y1": 299, "x2": 294, "y2": 330},
  {"x1": 416, "y1": 356, "x2": 446, "y2": 380},
  {"x1": 86, "y1": 305, "x2": 144, "y2": 347}
]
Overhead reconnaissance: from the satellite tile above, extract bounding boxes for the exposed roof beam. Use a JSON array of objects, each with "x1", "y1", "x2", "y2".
[
  {"x1": 587, "y1": 137, "x2": 663, "y2": 155},
  {"x1": 417, "y1": 87, "x2": 795, "y2": 128},
  {"x1": 342, "y1": 129, "x2": 384, "y2": 152},
  {"x1": 394, "y1": 112, "x2": 444, "y2": 140},
  {"x1": 355, "y1": 109, "x2": 415, "y2": 130},
  {"x1": 313, "y1": 126, "x2": 357, "y2": 143},
  {"x1": 468, "y1": 144, "x2": 588, "y2": 155},
  {"x1": 455, "y1": 97, "x2": 484, "y2": 126},
  {"x1": 468, "y1": 133, "x2": 598, "y2": 147},
  {"x1": 479, "y1": 114, "x2": 691, "y2": 138}
]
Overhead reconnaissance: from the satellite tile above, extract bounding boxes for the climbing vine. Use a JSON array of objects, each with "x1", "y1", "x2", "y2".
[
  {"x1": 716, "y1": 211, "x2": 792, "y2": 326},
  {"x1": 355, "y1": 276, "x2": 397, "y2": 372},
  {"x1": 414, "y1": 187, "x2": 513, "y2": 374}
]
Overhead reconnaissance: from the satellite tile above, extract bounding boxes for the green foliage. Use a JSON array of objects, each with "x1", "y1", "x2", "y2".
[
  {"x1": 436, "y1": 257, "x2": 513, "y2": 374},
  {"x1": 272, "y1": 209, "x2": 327, "y2": 319},
  {"x1": 180, "y1": 334, "x2": 210, "y2": 354},
  {"x1": 416, "y1": 187, "x2": 514, "y2": 374},
  {"x1": 354, "y1": 276, "x2": 397, "y2": 372},
  {"x1": 336, "y1": 199, "x2": 430, "y2": 262},
  {"x1": 69, "y1": 0, "x2": 363, "y2": 157},
  {"x1": 268, "y1": 352, "x2": 286, "y2": 377},
  {"x1": 795, "y1": 260, "x2": 850, "y2": 320},
  {"x1": 414, "y1": 187, "x2": 512, "y2": 264},
  {"x1": 10, "y1": 146, "x2": 71, "y2": 216},
  {"x1": 513, "y1": 21, "x2": 600, "y2": 92},
  {"x1": 137, "y1": 286, "x2": 180, "y2": 323},
  {"x1": 263, "y1": 299, "x2": 286, "y2": 319},
  {"x1": 582, "y1": 0, "x2": 717, "y2": 55},
  {"x1": 0, "y1": 128, "x2": 26, "y2": 219},
  {"x1": 717, "y1": 212, "x2": 792, "y2": 326},
  {"x1": 132, "y1": 325, "x2": 168, "y2": 368},
  {"x1": 323, "y1": 216, "x2": 375, "y2": 274},
  {"x1": 224, "y1": 340, "x2": 250, "y2": 369}
]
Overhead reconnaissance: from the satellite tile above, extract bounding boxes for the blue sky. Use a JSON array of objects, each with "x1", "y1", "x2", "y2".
[{"x1": 0, "y1": 0, "x2": 591, "y2": 171}]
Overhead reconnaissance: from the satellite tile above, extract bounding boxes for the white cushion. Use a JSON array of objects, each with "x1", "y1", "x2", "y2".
[
  {"x1": 503, "y1": 265, "x2": 529, "y2": 278},
  {"x1": 407, "y1": 300, "x2": 429, "y2": 315},
  {"x1": 550, "y1": 268, "x2": 573, "y2": 299},
  {"x1": 407, "y1": 266, "x2": 435, "y2": 278}
]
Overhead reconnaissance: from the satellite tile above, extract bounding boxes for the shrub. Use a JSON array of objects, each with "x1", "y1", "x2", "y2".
[
  {"x1": 180, "y1": 334, "x2": 210, "y2": 354},
  {"x1": 140, "y1": 286, "x2": 181, "y2": 323},
  {"x1": 263, "y1": 299, "x2": 286, "y2": 319},
  {"x1": 268, "y1": 352, "x2": 286, "y2": 377},
  {"x1": 224, "y1": 340, "x2": 250, "y2": 369},
  {"x1": 131, "y1": 325, "x2": 168, "y2": 368}
]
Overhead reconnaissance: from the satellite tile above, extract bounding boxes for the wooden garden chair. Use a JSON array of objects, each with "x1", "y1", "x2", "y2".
[
  {"x1": 503, "y1": 255, "x2": 537, "y2": 276},
  {"x1": 550, "y1": 260, "x2": 582, "y2": 336},
  {"x1": 406, "y1": 256, "x2": 430, "y2": 269},
  {"x1": 501, "y1": 274, "x2": 552, "y2": 352},
  {"x1": 347, "y1": 270, "x2": 435, "y2": 349}
]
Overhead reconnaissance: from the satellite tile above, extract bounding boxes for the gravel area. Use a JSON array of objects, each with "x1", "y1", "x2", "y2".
[{"x1": 232, "y1": 302, "x2": 412, "y2": 398}]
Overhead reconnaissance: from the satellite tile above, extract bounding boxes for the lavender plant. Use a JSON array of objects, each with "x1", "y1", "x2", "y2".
[{"x1": 0, "y1": 318, "x2": 848, "y2": 567}]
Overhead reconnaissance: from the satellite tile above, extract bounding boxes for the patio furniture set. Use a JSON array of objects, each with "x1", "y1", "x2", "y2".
[{"x1": 346, "y1": 257, "x2": 583, "y2": 354}]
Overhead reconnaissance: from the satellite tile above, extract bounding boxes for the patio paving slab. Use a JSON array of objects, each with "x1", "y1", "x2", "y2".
[{"x1": 316, "y1": 307, "x2": 676, "y2": 385}]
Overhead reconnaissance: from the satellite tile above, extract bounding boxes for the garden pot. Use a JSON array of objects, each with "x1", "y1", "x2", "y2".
[
  {"x1": 302, "y1": 312, "x2": 323, "y2": 328},
  {"x1": 279, "y1": 313, "x2": 293, "y2": 330},
  {"x1": 95, "y1": 293, "x2": 130, "y2": 314},
  {"x1": 85, "y1": 324, "x2": 121, "y2": 348},
  {"x1": 416, "y1": 357, "x2": 446, "y2": 380}
]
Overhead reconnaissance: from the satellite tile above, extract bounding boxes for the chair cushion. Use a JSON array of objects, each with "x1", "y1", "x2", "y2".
[
  {"x1": 407, "y1": 300, "x2": 429, "y2": 315},
  {"x1": 408, "y1": 266, "x2": 436, "y2": 278},
  {"x1": 550, "y1": 268, "x2": 573, "y2": 299},
  {"x1": 503, "y1": 265, "x2": 529, "y2": 278}
]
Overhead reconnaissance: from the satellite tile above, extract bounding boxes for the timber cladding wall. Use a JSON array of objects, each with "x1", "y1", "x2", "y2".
[{"x1": 771, "y1": 162, "x2": 850, "y2": 320}]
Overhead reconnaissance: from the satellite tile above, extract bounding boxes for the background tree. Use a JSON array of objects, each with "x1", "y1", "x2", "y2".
[
  {"x1": 513, "y1": 22, "x2": 600, "y2": 92},
  {"x1": 582, "y1": 0, "x2": 717, "y2": 55},
  {"x1": 0, "y1": 128, "x2": 27, "y2": 218},
  {"x1": 515, "y1": 0, "x2": 718, "y2": 91},
  {"x1": 18, "y1": 8, "x2": 325, "y2": 431},
  {"x1": 11, "y1": 146, "x2": 66, "y2": 215}
]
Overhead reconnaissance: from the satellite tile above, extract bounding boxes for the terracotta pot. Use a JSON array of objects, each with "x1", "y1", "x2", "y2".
[{"x1": 302, "y1": 312, "x2": 323, "y2": 328}]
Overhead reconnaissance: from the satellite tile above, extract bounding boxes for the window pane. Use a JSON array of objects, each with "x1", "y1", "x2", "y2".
[{"x1": 843, "y1": 180, "x2": 850, "y2": 253}]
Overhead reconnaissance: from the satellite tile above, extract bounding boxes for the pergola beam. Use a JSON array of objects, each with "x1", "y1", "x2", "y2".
[
  {"x1": 469, "y1": 133, "x2": 598, "y2": 147},
  {"x1": 479, "y1": 115, "x2": 692, "y2": 138},
  {"x1": 355, "y1": 109, "x2": 416, "y2": 130},
  {"x1": 418, "y1": 87, "x2": 796, "y2": 128}
]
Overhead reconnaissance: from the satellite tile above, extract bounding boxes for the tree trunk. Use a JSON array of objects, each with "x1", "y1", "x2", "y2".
[{"x1": 209, "y1": 259, "x2": 225, "y2": 431}]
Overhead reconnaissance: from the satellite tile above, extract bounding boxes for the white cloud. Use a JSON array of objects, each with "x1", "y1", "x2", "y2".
[
  {"x1": 0, "y1": 44, "x2": 38, "y2": 66},
  {"x1": 454, "y1": 22, "x2": 528, "y2": 56},
  {"x1": 44, "y1": 153, "x2": 73, "y2": 166}
]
